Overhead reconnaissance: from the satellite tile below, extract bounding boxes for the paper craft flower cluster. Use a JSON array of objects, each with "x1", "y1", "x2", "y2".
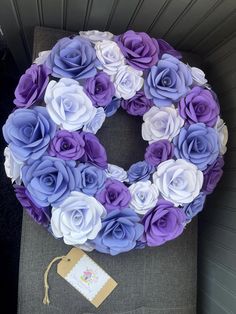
[{"x1": 3, "y1": 30, "x2": 228, "y2": 255}]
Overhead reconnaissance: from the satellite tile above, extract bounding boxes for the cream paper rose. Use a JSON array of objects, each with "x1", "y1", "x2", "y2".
[
  {"x1": 79, "y1": 30, "x2": 113, "y2": 43},
  {"x1": 215, "y1": 117, "x2": 228, "y2": 155},
  {"x1": 4, "y1": 146, "x2": 23, "y2": 184},
  {"x1": 105, "y1": 164, "x2": 128, "y2": 182}
]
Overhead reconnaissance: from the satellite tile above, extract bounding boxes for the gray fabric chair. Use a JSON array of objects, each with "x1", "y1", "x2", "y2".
[{"x1": 18, "y1": 26, "x2": 201, "y2": 314}]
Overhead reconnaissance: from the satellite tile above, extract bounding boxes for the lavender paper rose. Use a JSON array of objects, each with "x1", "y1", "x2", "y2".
[
  {"x1": 3, "y1": 106, "x2": 56, "y2": 161},
  {"x1": 80, "y1": 132, "x2": 108, "y2": 169},
  {"x1": 145, "y1": 140, "x2": 174, "y2": 166},
  {"x1": 14, "y1": 185, "x2": 50, "y2": 227},
  {"x1": 46, "y1": 36, "x2": 97, "y2": 80},
  {"x1": 22, "y1": 156, "x2": 80, "y2": 207},
  {"x1": 96, "y1": 178, "x2": 131, "y2": 212},
  {"x1": 127, "y1": 161, "x2": 154, "y2": 184},
  {"x1": 141, "y1": 200, "x2": 186, "y2": 246},
  {"x1": 121, "y1": 91, "x2": 152, "y2": 116},
  {"x1": 78, "y1": 163, "x2": 106, "y2": 196},
  {"x1": 202, "y1": 157, "x2": 224, "y2": 194},
  {"x1": 183, "y1": 193, "x2": 206, "y2": 221},
  {"x1": 92, "y1": 208, "x2": 144, "y2": 255},
  {"x1": 14, "y1": 64, "x2": 51, "y2": 108},
  {"x1": 178, "y1": 86, "x2": 219, "y2": 127},
  {"x1": 85, "y1": 72, "x2": 115, "y2": 107},
  {"x1": 48, "y1": 130, "x2": 85, "y2": 160},
  {"x1": 174, "y1": 123, "x2": 220, "y2": 171},
  {"x1": 144, "y1": 54, "x2": 192, "y2": 106}
]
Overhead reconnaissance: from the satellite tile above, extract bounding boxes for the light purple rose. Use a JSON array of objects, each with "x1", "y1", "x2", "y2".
[
  {"x1": 92, "y1": 208, "x2": 144, "y2": 255},
  {"x1": 174, "y1": 123, "x2": 219, "y2": 171},
  {"x1": 96, "y1": 178, "x2": 131, "y2": 212},
  {"x1": 22, "y1": 156, "x2": 80, "y2": 207},
  {"x1": 48, "y1": 130, "x2": 85, "y2": 160},
  {"x1": 80, "y1": 132, "x2": 108, "y2": 169},
  {"x1": 121, "y1": 91, "x2": 152, "y2": 116},
  {"x1": 14, "y1": 185, "x2": 51, "y2": 227},
  {"x1": 14, "y1": 64, "x2": 51, "y2": 108},
  {"x1": 85, "y1": 72, "x2": 115, "y2": 107},
  {"x1": 157, "y1": 39, "x2": 182, "y2": 59},
  {"x1": 141, "y1": 200, "x2": 186, "y2": 246},
  {"x1": 104, "y1": 98, "x2": 121, "y2": 117},
  {"x1": 144, "y1": 54, "x2": 192, "y2": 106},
  {"x1": 183, "y1": 193, "x2": 206, "y2": 221},
  {"x1": 2, "y1": 106, "x2": 56, "y2": 161},
  {"x1": 77, "y1": 163, "x2": 106, "y2": 196},
  {"x1": 127, "y1": 161, "x2": 154, "y2": 184},
  {"x1": 178, "y1": 86, "x2": 220, "y2": 127},
  {"x1": 202, "y1": 157, "x2": 224, "y2": 194},
  {"x1": 46, "y1": 36, "x2": 97, "y2": 80},
  {"x1": 115, "y1": 30, "x2": 159, "y2": 70},
  {"x1": 145, "y1": 140, "x2": 174, "y2": 166}
]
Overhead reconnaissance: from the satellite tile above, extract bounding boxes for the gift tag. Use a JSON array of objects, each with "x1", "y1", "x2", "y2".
[{"x1": 57, "y1": 248, "x2": 117, "y2": 308}]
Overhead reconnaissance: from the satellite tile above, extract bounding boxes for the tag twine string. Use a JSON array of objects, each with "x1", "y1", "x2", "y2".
[{"x1": 43, "y1": 255, "x2": 66, "y2": 305}]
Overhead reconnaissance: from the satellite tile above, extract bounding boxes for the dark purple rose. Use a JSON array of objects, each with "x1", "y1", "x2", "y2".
[
  {"x1": 85, "y1": 72, "x2": 115, "y2": 107},
  {"x1": 14, "y1": 64, "x2": 51, "y2": 108},
  {"x1": 179, "y1": 86, "x2": 220, "y2": 127},
  {"x1": 127, "y1": 161, "x2": 154, "y2": 184},
  {"x1": 14, "y1": 185, "x2": 50, "y2": 227},
  {"x1": 141, "y1": 200, "x2": 186, "y2": 246},
  {"x1": 46, "y1": 36, "x2": 97, "y2": 80},
  {"x1": 157, "y1": 39, "x2": 182, "y2": 59},
  {"x1": 145, "y1": 140, "x2": 174, "y2": 166},
  {"x1": 92, "y1": 208, "x2": 144, "y2": 255},
  {"x1": 115, "y1": 30, "x2": 159, "y2": 70},
  {"x1": 48, "y1": 130, "x2": 85, "y2": 160},
  {"x1": 80, "y1": 132, "x2": 108, "y2": 169},
  {"x1": 121, "y1": 91, "x2": 152, "y2": 116},
  {"x1": 202, "y1": 157, "x2": 224, "y2": 194},
  {"x1": 96, "y1": 178, "x2": 131, "y2": 212}
]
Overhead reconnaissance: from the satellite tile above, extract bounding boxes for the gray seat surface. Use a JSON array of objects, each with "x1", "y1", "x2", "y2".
[{"x1": 18, "y1": 26, "x2": 201, "y2": 314}]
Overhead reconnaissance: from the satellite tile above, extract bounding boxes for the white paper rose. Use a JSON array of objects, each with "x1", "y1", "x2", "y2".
[
  {"x1": 129, "y1": 181, "x2": 159, "y2": 215},
  {"x1": 153, "y1": 159, "x2": 203, "y2": 206},
  {"x1": 79, "y1": 30, "x2": 113, "y2": 44},
  {"x1": 33, "y1": 50, "x2": 51, "y2": 65},
  {"x1": 190, "y1": 66, "x2": 208, "y2": 86},
  {"x1": 95, "y1": 40, "x2": 125, "y2": 75},
  {"x1": 215, "y1": 117, "x2": 228, "y2": 155},
  {"x1": 4, "y1": 147, "x2": 23, "y2": 184},
  {"x1": 105, "y1": 164, "x2": 128, "y2": 182},
  {"x1": 44, "y1": 78, "x2": 97, "y2": 131},
  {"x1": 112, "y1": 65, "x2": 144, "y2": 100},
  {"x1": 51, "y1": 191, "x2": 106, "y2": 245},
  {"x1": 142, "y1": 106, "x2": 184, "y2": 143},
  {"x1": 83, "y1": 107, "x2": 106, "y2": 134}
]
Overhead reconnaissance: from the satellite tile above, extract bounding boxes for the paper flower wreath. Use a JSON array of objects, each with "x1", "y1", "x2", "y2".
[{"x1": 3, "y1": 30, "x2": 228, "y2": 255}]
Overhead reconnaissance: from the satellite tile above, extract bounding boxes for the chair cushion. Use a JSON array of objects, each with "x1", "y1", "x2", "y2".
[{"x1": 18, "y1": 26, "x2": 201, "y2": 314}]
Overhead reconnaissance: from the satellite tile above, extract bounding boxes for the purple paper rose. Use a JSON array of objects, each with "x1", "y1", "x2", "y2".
[
  {"x1": 96, "y1": 178, "x2": 131, "y2": 212},
  {"x1": 14, "y1": 185, "x2": 50, "y2": 227},
  {"x1": 178, "y1": 86, "x2": 220, "y2": 127},
  {"x1": 121, "y1": 91, "x2": 152, "y2": 116},
  {"x1": 80, "y1": 132, "x2": 108, "y2": 169},
  {"x1": 157, "y1": 39, "x2": 182, "y2": 59},
  {"x1": 2, "y1": 106, "x2": 56, "y2": 161},
  {"x1": 85, "y1": 72, "x2": 115, "y2": 107},
  {"x1": 141, "y1": 200, "x2": 186, "y2": 246},
  {"x1": 127, "y1": 161, "x2": 154, "y2": 184},
  {"x1": 174, "y1": 123, "x2": 219, "y2": 171},
  {"x1": 46, "y1": 36, "x2": 97, "y2": 80},
  {"x1": 14, "y1": 64, "x2": 51, "y2": 108},
  {"x1": 202, "y1": 157, "x2": 224, "y2": 194},
  {"x1": 144, "y1": 54, "x2": 192, "y2": 106},
  {"x1": 78, "y1": 163, "x2": 106, "y2": 196},
  {"x1": 92, "y1": 208, "x2": 144, "y2": 255},
  {"x1": 183, "y1": 193, "x2": 206, "y2": 221},
  {"x1": 48, "y1": 130, "x2": 85, "y2": 160},
  {"x1": 115, "y1": 30, "x2": 159, "y2": 70},
  {"x1": 145, "y1": 140, "x2": 174, "y2": 166},
  {"x1": 22, "y1": 156, "x2": 80, "y2": 207}
]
